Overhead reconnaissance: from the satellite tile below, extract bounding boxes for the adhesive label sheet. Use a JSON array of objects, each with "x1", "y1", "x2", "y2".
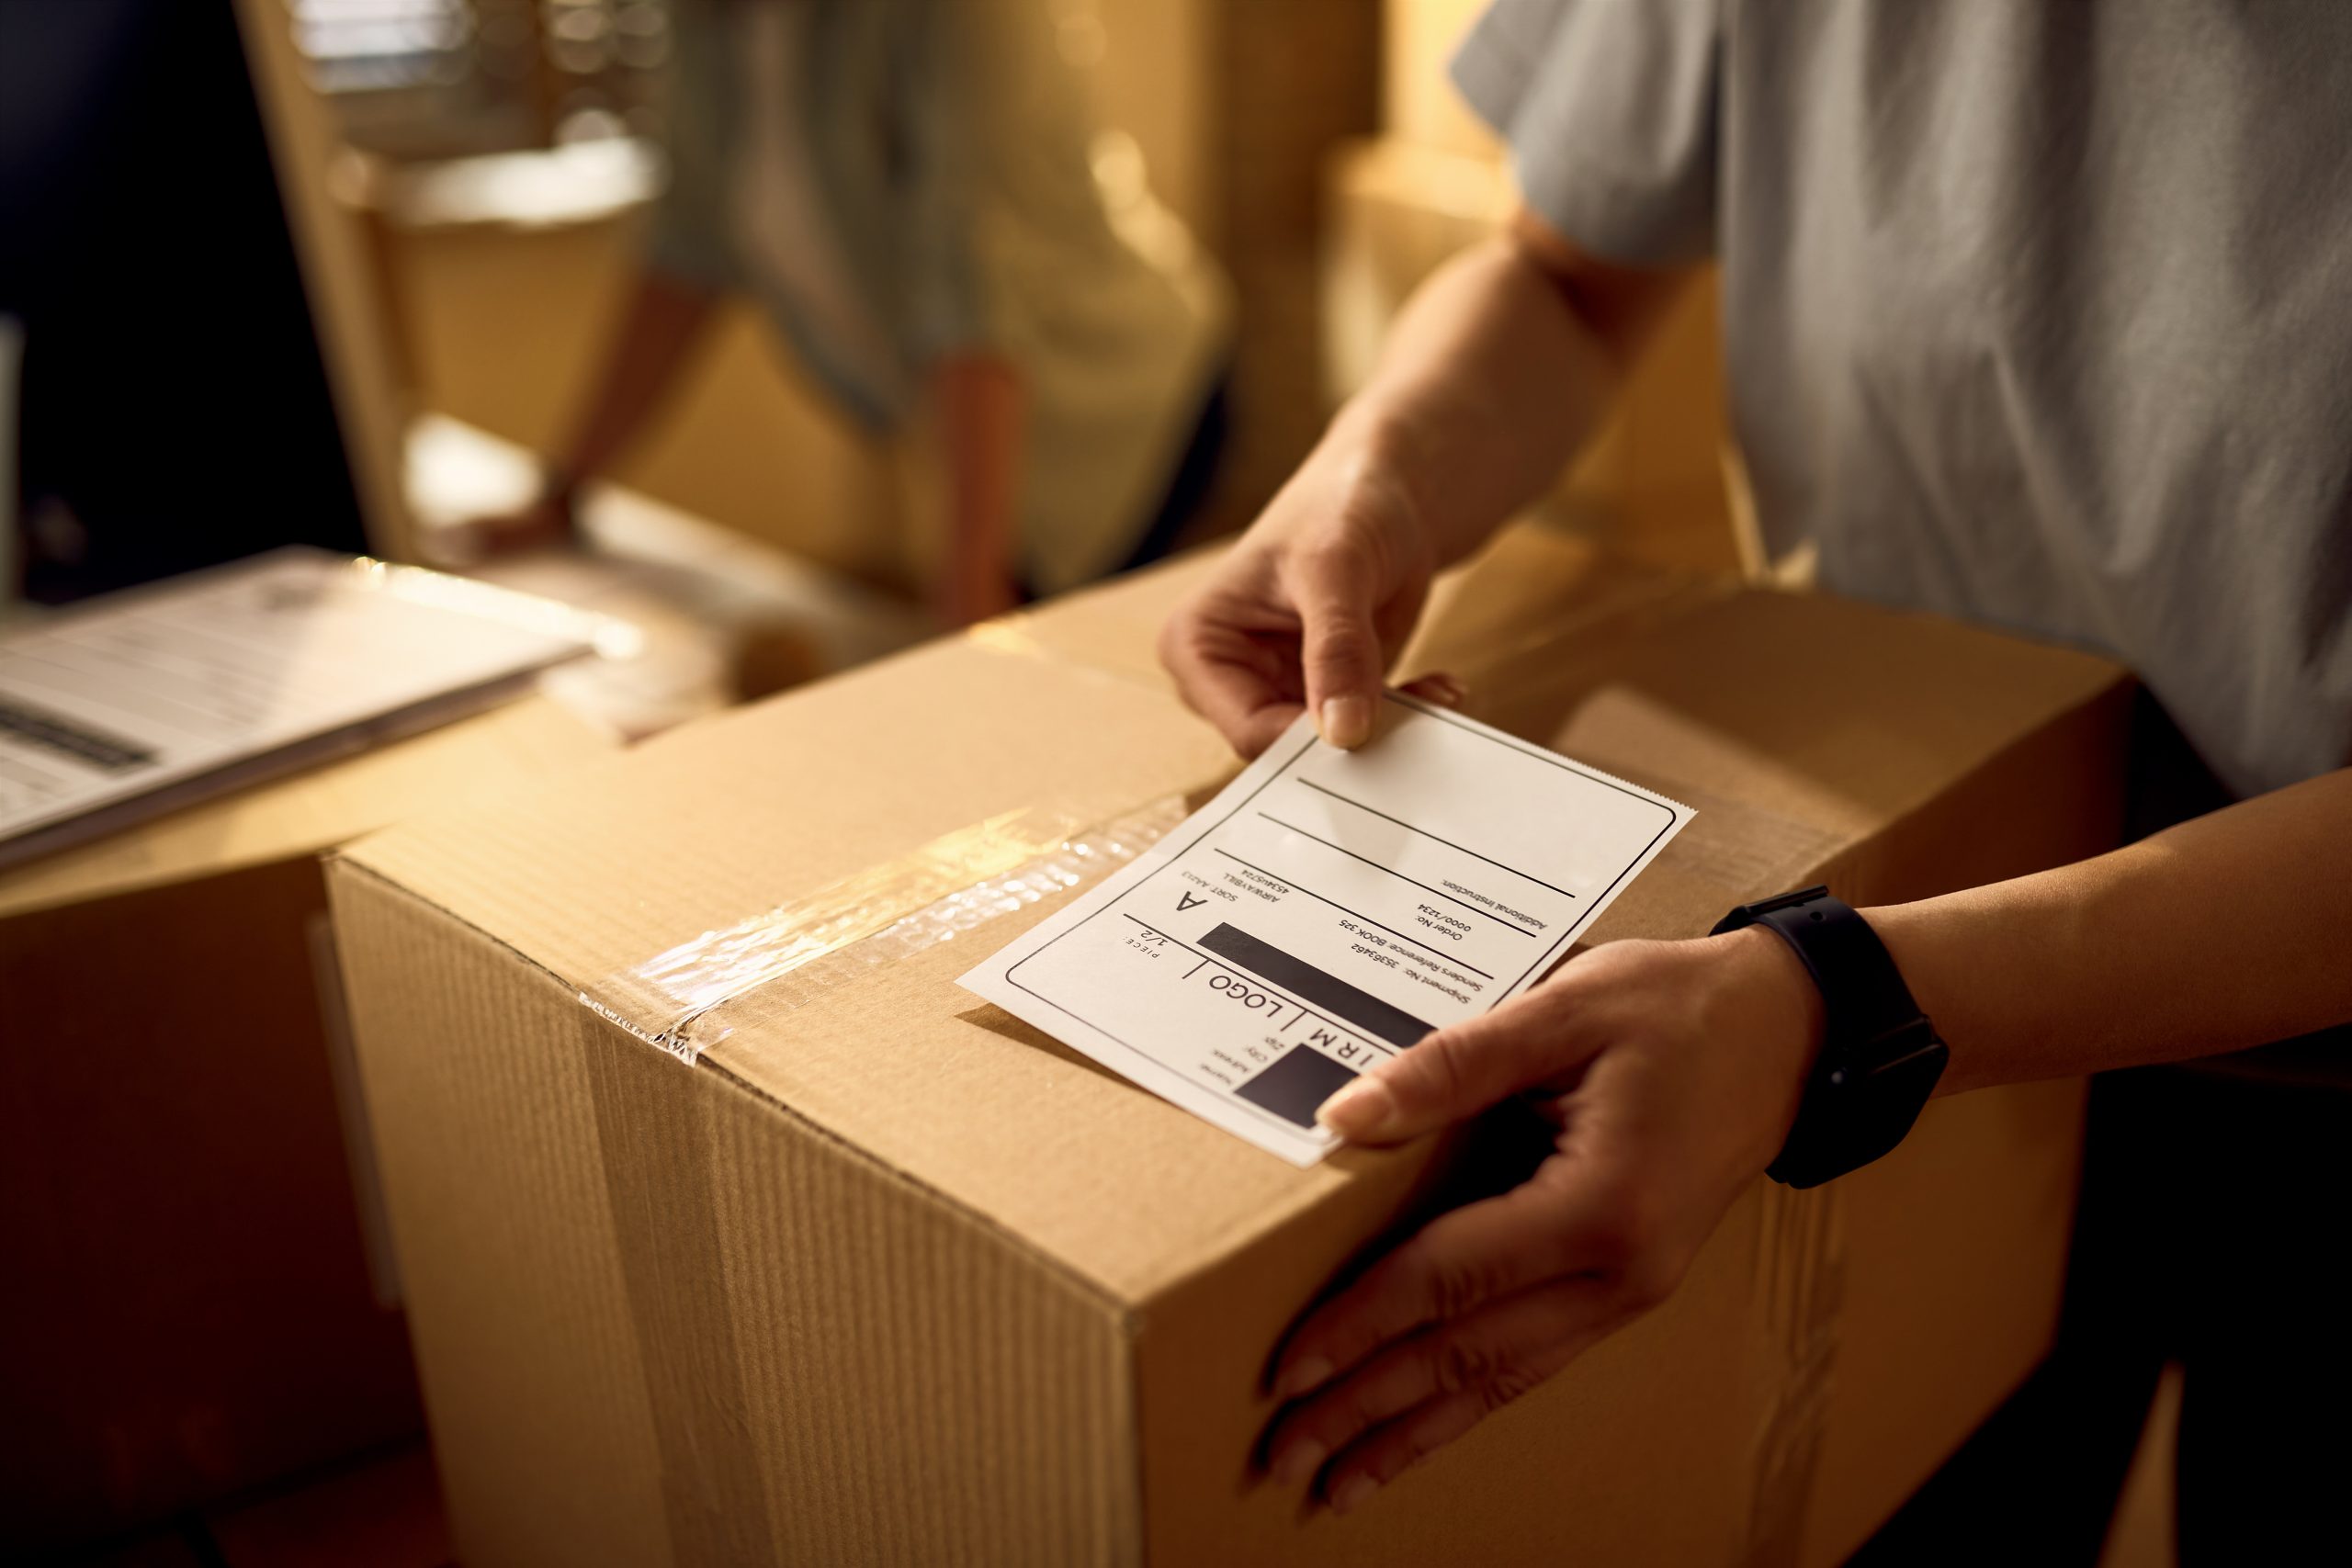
[{"x1": 959, "y1": 693, "x2": 1692, "y2": 1165}]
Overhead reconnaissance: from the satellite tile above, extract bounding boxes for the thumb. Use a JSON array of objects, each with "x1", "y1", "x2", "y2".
[
  {"x1": 1315, "y1": 1005, "x2": 1552, "y2": 1145},
  {"x1": 1289, "y1": 551, "x2": 1388, "y2": 750}
]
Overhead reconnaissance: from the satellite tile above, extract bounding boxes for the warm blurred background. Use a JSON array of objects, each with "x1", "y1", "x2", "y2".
[
  {"x1": 3, "y1": 0, "x2": 1742, "y2": 737},
  {"x1": 309, "y1": 0, "x2": 1736, "y2": 579},
  {"x1": 0, "y1": 5, "x2": 2180, "y2": 1565}
]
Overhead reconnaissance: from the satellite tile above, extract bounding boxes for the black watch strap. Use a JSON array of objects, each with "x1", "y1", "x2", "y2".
[{"x1": 1713, "y1": 886, "x2": 1948, "y2": 1189}]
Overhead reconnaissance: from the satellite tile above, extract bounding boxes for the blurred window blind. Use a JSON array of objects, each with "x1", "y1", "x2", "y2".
[{"x1": 285, "y1": 0, "x2": 672, "y2": 156}]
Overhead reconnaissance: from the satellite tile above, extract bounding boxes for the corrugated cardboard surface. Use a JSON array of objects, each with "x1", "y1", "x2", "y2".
[
  {"x1": 334, "y1": 532, "x2": 2129, "y2": 1565},
  {"x1": 334, "y1": 870, "x2": 1142, "y2": 1568},
  {"x1": 0, "y1": 697, "x2": 610, "y2": 1552}
]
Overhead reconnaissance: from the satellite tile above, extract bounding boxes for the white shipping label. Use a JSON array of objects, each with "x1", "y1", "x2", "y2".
[{"x1": 958, "y1": 694, "x2": 1692, "y2": 1165}]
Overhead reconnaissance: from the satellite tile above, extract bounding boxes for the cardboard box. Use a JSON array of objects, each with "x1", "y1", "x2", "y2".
[
  {"x1": 0, "y1": 696, "x2": 612, "y2": 1553},
  {"x1": 328, "y1": 529, "x2": 2131, "y2": 1566}
]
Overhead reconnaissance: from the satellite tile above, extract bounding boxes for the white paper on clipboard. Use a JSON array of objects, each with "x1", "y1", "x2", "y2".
[{"x1": 0, "y1": 548, "x2": 609, "y2": 869}]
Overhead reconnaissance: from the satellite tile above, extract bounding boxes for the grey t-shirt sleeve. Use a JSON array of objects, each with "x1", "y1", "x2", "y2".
[{"x1": 1449, "y1": 0, "x2": 1721, "y2": 265}]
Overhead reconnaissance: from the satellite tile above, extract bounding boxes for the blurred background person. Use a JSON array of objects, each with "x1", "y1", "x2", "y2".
[{"x1": 458, "y1": 0, "x2": 1232, "y2": 626}]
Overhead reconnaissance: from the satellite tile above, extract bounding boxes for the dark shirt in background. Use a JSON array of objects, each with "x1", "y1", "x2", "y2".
[{"x1": 0, "y1": 0, "x2": 368, "y2": 604}]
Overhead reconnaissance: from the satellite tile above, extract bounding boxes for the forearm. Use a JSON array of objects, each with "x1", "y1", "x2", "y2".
[
  {"x1": 553, "y1": 267, "x2": 719, "y2": 486},
  {"x1": 933, "y1": 354, "x2": 1025, "y2": 617},
  {"x1": 1329, "y1": 220, "x2": 1688, "y2": 566},
  {"x1": 1869, "y1": 767, "x2": 2352, "y2": 1093}
]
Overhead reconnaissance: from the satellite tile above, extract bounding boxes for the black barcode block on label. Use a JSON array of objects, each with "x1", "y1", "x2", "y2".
[{"x1": 1234, "y1": 1045, "x2": 1360, "y2": 1129}]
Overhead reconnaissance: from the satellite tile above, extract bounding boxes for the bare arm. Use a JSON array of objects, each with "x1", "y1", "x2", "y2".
[
  {"x1": 448, "y1": 267, "x2": 718, "y2": 558},
  {"x1": 1272, "y1": 765, "x2": 2352, "y2": 1515},
  {"x1": 1348, "y1": 210, "x2": 1695, "y2": 564},
  {"x1": 548, "y1": 267, "x2": 719, "y2": 502},
  {"x1": 1158, "y1": 211, "x2": 1695, "y2": 755},
  {"x1": 931, "y1": 352, "x2": 1025, "y2": 626},
  {"x1": 1878, "y1": 764, "x2": 2352, "y2": 1091}
]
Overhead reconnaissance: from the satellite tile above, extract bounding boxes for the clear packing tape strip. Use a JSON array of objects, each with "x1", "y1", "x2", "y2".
[
  {"x1": 575, "y1": 583, "x2": 1843, "y2": 1072},
  {"x1": 573, "y1": 558, "x2": 1743, "y2": 1037},
  {"x1": 579, "y1": 794, "x2": 1193, "y2": 1066},
  {"x1": 575, "y1": 776, "x2": 1839, "y2": 1072}
]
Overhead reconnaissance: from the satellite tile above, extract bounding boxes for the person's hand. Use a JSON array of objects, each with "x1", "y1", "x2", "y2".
[
  {"x1": 433, "y1": 486, "x2": 579, "y2": 567},
  {"x1": 1261, "y1": 927, "x2": 1826, "y2": 1514},
  {"x1": 1159, "y1": 443, "x2": 1450, "y2": 758}
]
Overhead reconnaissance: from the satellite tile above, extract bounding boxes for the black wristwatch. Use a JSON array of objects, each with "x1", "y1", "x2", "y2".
[{"x1": 1712, "y1": 886, "x2": 1947, "y2": 1189}]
